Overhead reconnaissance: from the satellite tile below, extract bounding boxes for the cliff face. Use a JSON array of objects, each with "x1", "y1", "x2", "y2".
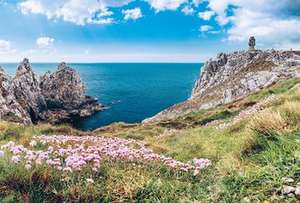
[
  {"x1": 0, "y1": 59, "x2": 102, "y2": 124},
  {"x1": 145, "y1": 50, "x2": 300, "y2": 122}
]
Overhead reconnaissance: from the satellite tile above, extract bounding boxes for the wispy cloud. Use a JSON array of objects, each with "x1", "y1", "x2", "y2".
[
  {"x1": 204, "y1": 0, "x2": 300, "y2": 47},
  {"x1": 18, "y1": 0, "x2": 118, "y2": 25},
  {"x1": 122, "y1": 8, "x2": 142, "y2": 21},
  {"x1": 146, "y1": 0, "x2": 188, "y2": 12},
  {"x1": 36, "y1": 36, "x2": 54, "y2": 48},
  {"x1": 0, "y1": 40, "x2": 15, "y2": 54},
  {"x1": 198, "y1": 11, "x2": 215, "y2": 21},
  {"x1": 181, "y1": 6, "x2": 194, "y2": 15}
]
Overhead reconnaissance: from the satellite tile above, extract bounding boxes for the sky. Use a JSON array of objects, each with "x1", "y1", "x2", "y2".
[{"x1": 0, "y1": 0, "x2": 299, "y2": 62}]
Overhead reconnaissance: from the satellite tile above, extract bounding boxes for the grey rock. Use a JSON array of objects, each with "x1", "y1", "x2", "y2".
[
  {"x1": 295, "y1": 186, "x2": 300, "y2": 195},
  {"x1": 282, "y1": 186, "x2": 296, "y2": 195},
  {"x1": 145, "y1": 49, "x2": 300, "y2": 123},
  {"x1": 0, "y1": 66, "x2": 31, "y2": 124},
  {"x1": 12, "y1": 58, "x2": 47, "y2": 123},
  {"x1": 242, "y1": 197, "x2": 251, "y2": 203},
  {"x1": 0, "y1": 59, "x2": 103, "y2": 125},
  {"x1": 282, "y1": 177, "x2": 295, "y2": 183}
]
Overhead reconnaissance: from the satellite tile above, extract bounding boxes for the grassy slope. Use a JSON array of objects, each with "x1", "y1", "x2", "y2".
[{"x1": 0, "y1": 78, "x2": 299, "y2": 202}]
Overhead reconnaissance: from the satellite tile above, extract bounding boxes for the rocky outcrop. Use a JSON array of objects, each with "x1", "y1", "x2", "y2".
[
  {"x1": 145, "y1": 50, "x2": 300, "y2": 122},
  {"x1": 0, "y1": 59, "x2": 103, "y2": 124},
  {"x1": 0, "y1": 67, "x2": 31, "y2": 124},
  {"x1": 40, "y1": 62, "x2": 102, "y2": 123},
  {"x1": 12, "y1": 58, "x2": 47, "y2": 123}
]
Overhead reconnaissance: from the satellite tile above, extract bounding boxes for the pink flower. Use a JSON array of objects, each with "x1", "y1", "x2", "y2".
[
  {"x1": 25, "y1": 164, "x2": 32, "y2": 170},
  {"x1": 0, "y1": 150, "x2": 4, "y2": 157},
  {"x1": 193, "y1": 169, "x2": 199, "y2": 176},
  {"x1": 29, "y1": 140, "x2": 37, "y2": 147},
  {"x1": 86, "y1": 178, "x2": 94, "y2": 184},
  {"x1": 63, "y1": 167, "x2": 72, "y2": 172},
  {"x1": 11, "y1": 155, "x2": 20, "y2": 163}
]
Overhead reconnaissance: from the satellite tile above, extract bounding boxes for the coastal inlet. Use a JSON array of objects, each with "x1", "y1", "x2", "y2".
[{"x1": 0, "y1": 62, "x2": 201, "y2": 131}]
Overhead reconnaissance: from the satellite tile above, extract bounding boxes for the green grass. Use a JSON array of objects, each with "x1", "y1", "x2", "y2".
[{"x1": 0, "y1": 78, "x2": 299, "y2": 202}]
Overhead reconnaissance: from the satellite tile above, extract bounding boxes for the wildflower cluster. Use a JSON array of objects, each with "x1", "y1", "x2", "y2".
[
  {"x1": 0, "y1": 135, "x2": 211, "y2": 174},
  {"x1": 217, "y1": 95, "x2": 277, "y2": 129}
]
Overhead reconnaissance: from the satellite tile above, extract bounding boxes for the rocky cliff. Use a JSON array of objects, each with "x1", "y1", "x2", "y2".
[
  {"x1": 145, "y1": 50, "x2": 300, "y2": 122},
  {"x1": 0, "y1": 59, "x2": 103, "y2": 124}
]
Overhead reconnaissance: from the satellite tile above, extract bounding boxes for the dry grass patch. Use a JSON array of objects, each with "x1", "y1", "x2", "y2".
[
  {"x1": 250, "y1": 109, "x2": 288, "y2": 136},
  {"x1": 278, "y1": 101, "x2": 300, "y2": 126}
]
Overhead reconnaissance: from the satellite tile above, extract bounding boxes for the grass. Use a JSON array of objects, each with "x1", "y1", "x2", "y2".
[{"x1": 0, "y1": 78, "x2": 299, "y2": 202}]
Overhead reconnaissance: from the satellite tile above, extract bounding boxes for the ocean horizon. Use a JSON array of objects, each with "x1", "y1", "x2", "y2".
[{"x1": 1, "y1": 62, "x2": 202, "y2": 131}]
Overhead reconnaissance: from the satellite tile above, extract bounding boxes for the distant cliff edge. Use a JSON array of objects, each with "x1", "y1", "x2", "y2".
[
  {"x1": 145, "y1": 49, "x2": 300, "y2": 123},
  {"x1": 0, "y1": 59, "x2": 103, "y2": 124}
]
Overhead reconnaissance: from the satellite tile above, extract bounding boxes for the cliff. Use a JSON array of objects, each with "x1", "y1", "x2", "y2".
[
  {"x1": 145, "y1": 50, "x2": 300, "y2": 122},
  {"x1": 0, "y1": 59, "x2": 103, "y2": 124}
]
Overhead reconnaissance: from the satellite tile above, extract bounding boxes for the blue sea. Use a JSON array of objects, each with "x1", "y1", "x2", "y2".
[{"x1": 1, "y1": 63, "x2": 202, "y2": 131}]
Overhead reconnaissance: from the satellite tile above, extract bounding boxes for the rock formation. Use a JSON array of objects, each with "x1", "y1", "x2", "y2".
[
  {"x1": 12, "y1": 58, "x2": 47, "y2": 123},
  {"x1": 40, "y1": 62, "x2": 102, "y2": 123},
  {"x1": 0, "y1": 59, "x2": 103, "y2": 124},
  {"x1": 145, "y1": 49, "x2": 300, "y2": 122},
  {"x1": 0, "y1": 67, "x2": 31, "y2": 124}
]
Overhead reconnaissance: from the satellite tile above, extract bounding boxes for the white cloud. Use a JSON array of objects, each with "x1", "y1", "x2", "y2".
[
  {"x1": 147, "y1": 0, "x2": 187, "y2": 12},
  {"x1": 0, "y1": 40, "x2": 10, "y2": 51},
  {"x1": 200, "y1": 25, "x2": 213, "y2": 32},
  {"x1": 181, "y1": 6, "x2": 194, "y2": 15},
  {"x1": 203, "y1": 0, "x2": 300, "y2": 48},
  {"x1": 18, "y1": 0, "x2": 121, "y2": 25},
  {"x1": 36, "y1": 37, "x2": 54, "y2": 47},
  {"x1": 227, "y1": 9, "x2": 300, "y2": 45},
  {"x1": 0, "y1": 40, "x2": 15, "y2": 54},
  {"x1": 198, "y1": 10, "x2": 215, "y2": 20},
  {"x1": 122, "y1": 8, "x2": 142, "y2": 21},
  {"x1": 192, "y1": 0, "x2": 202, "y2": 7}
]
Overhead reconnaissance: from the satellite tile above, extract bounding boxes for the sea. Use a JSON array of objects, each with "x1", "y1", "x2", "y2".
[{"x1": 0, "y1": 63, "x2": 202, "y2": 131}]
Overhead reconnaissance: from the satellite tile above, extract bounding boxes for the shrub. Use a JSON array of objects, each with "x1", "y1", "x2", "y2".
[
  {"x1": 250, "y1": 110, "x2": 287, "y2": 136},
  {"x1": 278, "y1": 101, "x2": 300, "y2": 126}
]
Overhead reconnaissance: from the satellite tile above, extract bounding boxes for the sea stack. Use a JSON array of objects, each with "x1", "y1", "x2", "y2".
[{"x1": 0, "y1": 59, "x2": 103, "y2": 124}]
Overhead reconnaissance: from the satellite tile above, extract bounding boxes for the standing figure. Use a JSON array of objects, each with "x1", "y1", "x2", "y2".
[{"x1": 248, "y1": 36, "x2": 256, "y2": 51}]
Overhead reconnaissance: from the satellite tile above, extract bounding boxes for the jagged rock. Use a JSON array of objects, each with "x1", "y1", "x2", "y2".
[
  {"x1": 0, "y1": 59, "x2": 103, "y2": 125},
  {"x1": 40, "y1": 62, "x2": 102, "y2": 124},
  {"x1": 0, "y1": 67, "x2": 31, "y2": 124},
  {"x1": 144, "y1": 50, "x2": 300, "y2": 122},
  {"x1": 40, "y1": 62, "x2": 85, "y2": 109},
  {"x1": 12, "y1": 58, "x2": 47, "y2": 123}
]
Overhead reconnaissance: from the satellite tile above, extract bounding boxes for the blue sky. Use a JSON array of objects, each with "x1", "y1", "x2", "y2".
[{"x1": 0, "y1": 0, "x2": 299, "y2": 62}]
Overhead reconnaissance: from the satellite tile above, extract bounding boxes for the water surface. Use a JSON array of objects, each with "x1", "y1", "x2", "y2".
[{"x1": 1, "y1": 63, "x2": 202, "y2": 131}]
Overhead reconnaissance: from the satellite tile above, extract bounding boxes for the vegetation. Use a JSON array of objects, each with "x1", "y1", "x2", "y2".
[{"x1": 0, "y1": 78, "x2": 299, "y2": 202}]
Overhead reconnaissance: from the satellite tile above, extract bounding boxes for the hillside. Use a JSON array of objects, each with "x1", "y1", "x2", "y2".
[
  {"x1": 0, "y1": 76, "x2": 299, "y2": 202},
  {"x1": 145, "y1": 50, "x2": 300, "y2": 122}
]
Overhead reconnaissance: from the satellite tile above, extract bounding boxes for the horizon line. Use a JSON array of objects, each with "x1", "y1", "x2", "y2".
[{"x1": 0, "y1": 61, "x2": 204, "y2": 64}]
